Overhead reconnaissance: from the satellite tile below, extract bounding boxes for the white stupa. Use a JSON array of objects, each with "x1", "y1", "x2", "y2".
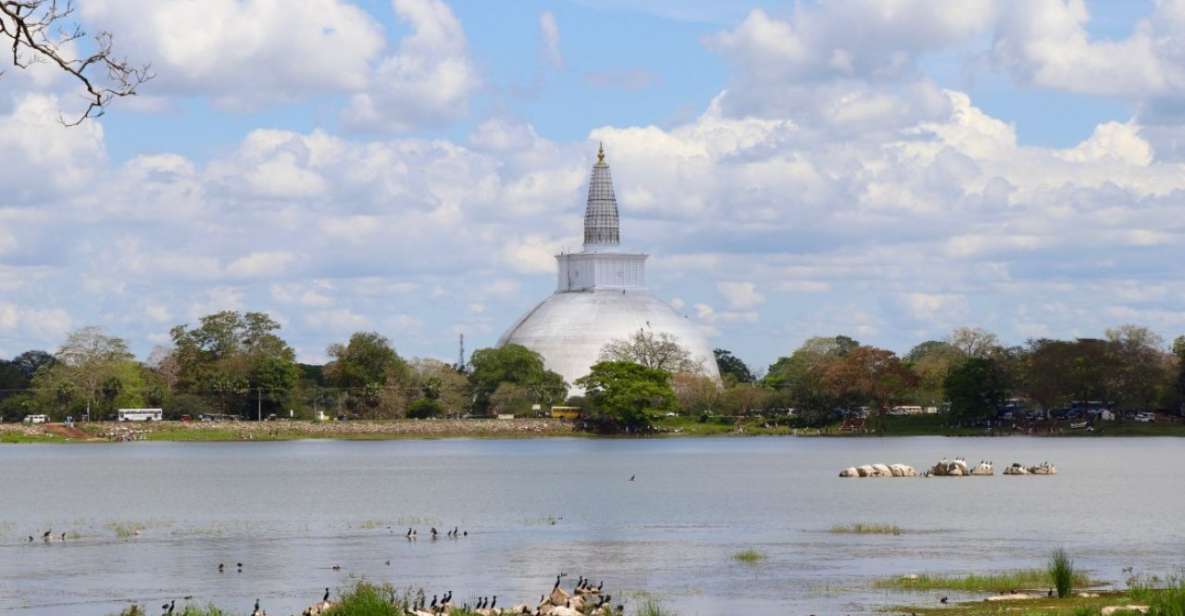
[{"x1": 498, "y1": 145, "x2": 720, "y2": 390}]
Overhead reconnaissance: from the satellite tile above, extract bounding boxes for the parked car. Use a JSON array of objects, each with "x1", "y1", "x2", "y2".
[{"x1": 1134, "y1": 412, "x2": 1156, "y2": 423}]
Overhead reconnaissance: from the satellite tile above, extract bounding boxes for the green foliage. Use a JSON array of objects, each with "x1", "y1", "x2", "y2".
[
  {"x1": 944, "y1": 357, "x2": 1010, "y2": 426},
  {"x1": 714, "y1": 348, "x2": 753, "y2": 384},
  {"x1": 468, "y1": 344, "x2": 566, "y2": 414},
  {"x1": 407, "y1": 398, "x2": 442, "y2": 419},
  {"x1": 576, "y1": 361, "x2": 675, "y2": 431},
  {"x1": 166, "y1": 393, "x2": 217, "y2": 419},
  {"x1": 1049, "y1": 548, "x2": 1075, "y2": 598},
  {"x1": 322, "y1": 581, "x2": 405, "y2": 616},
  {"x1": 324, "y1": 332, "x2": 411, "y2": 418},
  {"x1": 733, "y1": 549, "x2": 765, "y2": 563},
  {"x1": 170, "y1": 311, "x2": 299, "y2": 419},
  {"x1": 876, "y1": 568, "x2": 1094, "y2": 593}
]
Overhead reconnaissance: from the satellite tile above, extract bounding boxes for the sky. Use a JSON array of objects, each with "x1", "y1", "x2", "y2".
[{"x1": 3, "y1": 0, "x2": 1185, "y2": 373}]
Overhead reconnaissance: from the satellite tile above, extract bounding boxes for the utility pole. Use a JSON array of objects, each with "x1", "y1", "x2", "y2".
[
  {"x1": 257, "y1": 388, "x2": 262, "y2": 422},
  {"x1": 458, "y1": 333, "x2": 465, "y2": 372}
]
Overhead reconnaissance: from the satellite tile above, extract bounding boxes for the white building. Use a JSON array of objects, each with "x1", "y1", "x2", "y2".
[{"x1": 499, "y1": 146, "x2": 720, "y2": 391}]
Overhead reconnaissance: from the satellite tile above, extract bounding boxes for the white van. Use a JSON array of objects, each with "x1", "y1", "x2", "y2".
[
  {"x1": 22, "y1": 414, "x2": 49, "y2": 424},
  {"x1": 117, "y1": 408, "x2": 163, "y2": 422}
]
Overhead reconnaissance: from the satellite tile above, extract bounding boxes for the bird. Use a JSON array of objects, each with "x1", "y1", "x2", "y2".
[
  {"x1": 60, "y1": 532, "x2": 67, "y2": 542},
  {"x1": 490, "y1": 596, "x2": 497, "y2": 609},
  {"x1": 385, "y1": 559, "x2": 391, "y2": 566},
  {"x1": 406, "y1": 528, "x2": 414, "y2": 539},
  {"x1": 27, "y1": 536, "x2": 33, "y2": 542},
  {"x1": 463, "y1": 530, "x2": 468, "y2": 537},
  {"x1": 430, "y1": 595, "x2": 438, "y2": 609},
  {"x1": 323, "y1": 588, "x2": 330, "y2": 603},
  {"x1": 940, "y1": 596, "x2": 948, "y2": 604},
  {"x1": 597, "y1": 581, "x2": 604, "y2": 592},
  {"x1": 218, "y1": 563, "x2": 224, "y2": 572},
  {"x1": 629, "y1": 474, "x2": 635, "y2": 481},
  {"x1": 331, "y1": 564, "x2": 341, "y2": 571},
  {"x1": 42, "y1": 530, "x2": 52, "y2": 541},
  {"x1": 250, "y1": 598, "x2": 264, "y2": 616}
]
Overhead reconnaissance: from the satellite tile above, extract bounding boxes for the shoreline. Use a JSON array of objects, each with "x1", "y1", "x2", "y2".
[{"x1": 3, "y1": 415, "x2": 1185, "y2": 443}]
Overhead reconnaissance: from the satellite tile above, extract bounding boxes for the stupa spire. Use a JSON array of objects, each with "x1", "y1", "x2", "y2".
[{"x1": 583, "y1": 143, "x2": 620, "y2": 249}]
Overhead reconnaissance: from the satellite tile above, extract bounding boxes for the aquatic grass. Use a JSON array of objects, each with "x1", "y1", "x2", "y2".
[
  {"x1": 830, "y1": 522, "x2": 903, "y2": 535},
  {"x1": 355, "y1": 519, "x2": 386, "y2": 530},
  {"x1": 1130, "y1": 578, "x2": 1185, "y2": 616},
  {"x1": 1050, "y1": 548, "x2": 1076, "y2": 598},
  {"x1": 733, "y1": 549, "x2": 766, "y2": 564},
  {"x1": 106, "y1": 522, "x2": 147, "y2": 539},
  {"x1": 633, "y1": 598, "x2": 677, "y2": 616},
  {"x1": 876, "y1": 568, "x2": 1096, "y2": 593}
]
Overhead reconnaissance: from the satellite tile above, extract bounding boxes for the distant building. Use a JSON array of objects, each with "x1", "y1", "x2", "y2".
[{"x1": 499, "y1": 145, "x2": 720, "y2": 392}]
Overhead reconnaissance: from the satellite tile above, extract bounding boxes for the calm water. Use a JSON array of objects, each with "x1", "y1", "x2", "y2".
[{"x1": 0, "y1": 437, "x2": 1183, "y2": 615}]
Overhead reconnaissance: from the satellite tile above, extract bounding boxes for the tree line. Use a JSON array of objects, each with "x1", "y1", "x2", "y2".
[{"x1": 2, "y1": 314, "x2": 1184, "y2": 431}]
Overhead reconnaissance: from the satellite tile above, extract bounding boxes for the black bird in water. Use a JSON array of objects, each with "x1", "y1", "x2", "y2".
[
  {"x1": 940, "y1": 596, "x2": 949, "y2": 604},
  {"x1": 218, "y1": 563, "x2": 224, "y2": 572},
  {"x1": 27, "y1": 536, "x2": 33, "y2": 542},
  {"x1": 490, "y1": 595, "x2": 497, "y2": 609},
  {"x1": 323, "y1": 588, "x2": 330, "y2": 602},
  {"x1": 331, "y1": 564, "x2": 341, "y2": 571},
  {"x1": 629, "y1": 474, "x2": 635, "y2": 481},
  {"x1": 42, "y1": 530, "x2": 52, "y2": 541}
]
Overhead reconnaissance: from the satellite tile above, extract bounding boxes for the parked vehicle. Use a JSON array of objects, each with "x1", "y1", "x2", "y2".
[
  {"x1": 1134, "y1": 412, "x2": 1156, "y2": 423},
  {"x1": 117, "y1": 408, "x2": 163, "y2": 422},
  {"x1": 22, "y1": 414, "x2": 49, "y2": 425}
]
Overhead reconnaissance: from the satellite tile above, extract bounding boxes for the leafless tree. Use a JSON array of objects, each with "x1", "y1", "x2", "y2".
[
  {"x1": 0, "y1": 0, "x2": 149, "y2": 124},
  {"x1": 600, "y1": 328, "x2": 702, "y2": 375}
]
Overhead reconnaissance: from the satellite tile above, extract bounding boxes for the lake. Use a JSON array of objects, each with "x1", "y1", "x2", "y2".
[{"x1": 1, "y1": 437, "x2": 1182, "y2": 615}]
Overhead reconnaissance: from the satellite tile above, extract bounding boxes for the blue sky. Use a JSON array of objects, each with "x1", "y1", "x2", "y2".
[{"x1": 4, "y1": 0, "x2": 1185, "y2": 375}]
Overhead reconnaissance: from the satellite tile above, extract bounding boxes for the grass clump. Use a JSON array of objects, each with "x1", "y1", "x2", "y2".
[
  {"x1": 733, "y1": 549, "x2": 766, "y2": 564},
  {"x1": 634, "y1": 598, "x2": 677, "y2": 616},
  {"x1": 1049, "y1": 548, "x2": 1076, "y2": 598},
  {"x1": 876, "y1": 568, "x2": 1095, "y2": 593},
  {"x1": 830, "y1": 523, "x2": 902, "y2": 535},
  {"x1": 322, "y1": 581, "x2": 403, "y2": 616},
  {"x1": 106, "y1": 522, "x2": 147, "y2": 539}
]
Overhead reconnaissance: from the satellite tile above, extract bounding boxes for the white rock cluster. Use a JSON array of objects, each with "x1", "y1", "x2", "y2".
[
  {"x1": 838, "y1": 463, "x2": 918, "y2": 477},
  {"x1": 1002, "y1": 462, "x2": 1057, "y2": 475}
]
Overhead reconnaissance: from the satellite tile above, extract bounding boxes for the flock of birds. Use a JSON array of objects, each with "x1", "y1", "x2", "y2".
[{"x1": 405, "y1": 526, "x2": 469, "y2": 540}]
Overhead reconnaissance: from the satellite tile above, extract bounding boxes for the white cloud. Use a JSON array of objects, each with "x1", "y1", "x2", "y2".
[
  {"x1": 226, "y1": 251, "x2": 298, "y2": 278},
  {"x1": 539, "y1": 11, "x2": 563, "y2": 69},
  {"x1": 0, "y1": 94, "x2": 106, "y2": 202},
  {"x1": 342, "y1": 0, "x2": 479, "y2": 132},
  {"x1": 717, "y1": 281, "x2": 765, "y2": 309},
  {"x1": 80, "y1": 0, "x2": 386, "y2": 108},
  {"x1": 0, "y1": 303, "x2": 72, "y2": 341}
]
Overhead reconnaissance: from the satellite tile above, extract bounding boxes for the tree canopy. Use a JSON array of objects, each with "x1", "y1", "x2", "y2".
[
  {"x1": 575, "y1": 360, "x2": 676, "y2": 431},
  {"x1": 468, "y1": 344, "x2": 566, "y2": 415},
  {"x1": 714, "y1": 348, "x2": 753, "y2": 384}
]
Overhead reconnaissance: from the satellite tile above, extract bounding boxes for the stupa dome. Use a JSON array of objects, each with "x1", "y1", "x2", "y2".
[{"x1": 498, "y1": 145, "x2": 720, "y2": 390}]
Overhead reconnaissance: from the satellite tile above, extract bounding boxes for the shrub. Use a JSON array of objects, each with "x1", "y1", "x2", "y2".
[
  {"x1": 1049, "y1": 548, "x2": 1075, "y2": 598},
  {"x1": 407, "y1": 398, "x2": 442, "y2": 419},
  {"x1": 322, "y1": 582, "x2": 402, "y2": 616}
]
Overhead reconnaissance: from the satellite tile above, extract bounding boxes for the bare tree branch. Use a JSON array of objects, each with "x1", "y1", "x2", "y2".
[{"x1": 0, "y1": 0, "x2": 151, "y2": 125}]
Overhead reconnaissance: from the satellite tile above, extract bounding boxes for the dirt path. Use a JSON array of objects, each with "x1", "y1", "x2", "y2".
[{"x1": 43, "y1": 423, "x2": 92, "y2": 440}]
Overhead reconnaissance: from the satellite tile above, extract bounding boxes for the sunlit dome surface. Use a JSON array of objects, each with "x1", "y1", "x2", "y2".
[{"x1": 499, "y1": 145, "x2": 720, "y2": 390}]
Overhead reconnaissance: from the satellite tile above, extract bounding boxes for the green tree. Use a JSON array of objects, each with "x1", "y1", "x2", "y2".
[
  {"x1": 1104, "y1": 325, "x2": 1170, "y2": 411},
  {"x1": 944, "y1": 357, "x2": 1010, "y2": 426},
  {"x1": 323, "y1": 332, "x2": 410, "y2": 418},
  {"x1": 32, "y1": 327, "x2": 143, "y2": 419},
  {"x1": 947, "y1": 327, "x2": 1000, "y2": 358},
  {"x1": 575, "y1": 361, "x2": 676, "y2": 431},
  {"x1": 410, "y1": 358, "x2": 471, "y2": 416},
  {"x1": 468, "y1": 344, "x2": 566, "y2": 415},
  {"x1": 763, "y1": 336, "x2": 860, "y2": 426},
  {"x1": 170, "y1": 311, "x2": 299, "y2": 419},
  {"x1": 713, "y1": 348, "x2": 754, "y2": 384},
  {"x1": 905, "y1": 340, "x2": 964, "y2": 407}
]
